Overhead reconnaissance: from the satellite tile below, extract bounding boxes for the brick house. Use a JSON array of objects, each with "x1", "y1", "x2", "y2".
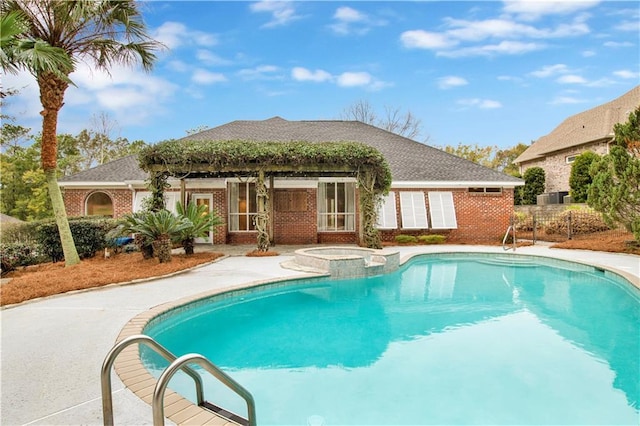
[
  {"x1": 515, "y1": 85, "x2": 639, "y2": 201},
  {"x1": 60, "y1": 117, "x2": 523, "y2": 245}
]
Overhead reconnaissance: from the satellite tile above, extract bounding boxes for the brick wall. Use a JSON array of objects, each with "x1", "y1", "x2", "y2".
[
  {"x1": 62, "y1": 188, "x2": 132, "y2": 218},
  {"x1": 378, "y1": 188, "x2": 514, "y2": 244},
  {"x1": 62, "y1": 185, "x2": 515, "y2": 245},
  {"x1": 450, "y1": 189, "x2": 514, "y2": 243},
  {"x1": 272, "y1": 189, "x2": 318, "y2": 244},
  {"x1": 520, "y1": 141, "x2": 609, "y2": 193}
]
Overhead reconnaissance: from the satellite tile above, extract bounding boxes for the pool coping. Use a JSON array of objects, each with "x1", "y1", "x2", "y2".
[{"x1": 114, "y1": 250, "x2": 639, "y2": 425}]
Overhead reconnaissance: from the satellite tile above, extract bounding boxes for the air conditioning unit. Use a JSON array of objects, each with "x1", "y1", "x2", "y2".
[{"x1": 536, "y1": 194, "x2": 550, "y2": 205}]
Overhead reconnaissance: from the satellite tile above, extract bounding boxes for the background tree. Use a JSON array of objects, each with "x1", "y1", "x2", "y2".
[
  {"x1": 569, "y1": 151, "x2": 599, "y2": 203},
  {"x1": 493, "y1": 143, "x2": 529, "y2": 176},
  {"x1": 1, "y1": 0, "x2": 163, "y2": 266},
  {"x1": 612, "y1": 106, "x2": 640, "y2": 156},
  {"x1": 340, "y1": 99, "x2": 426, "y2": 140},
  {"x1": 521, "y1": 166, "x2": 545, "y2": 205},
  {"x1": 588, "y1": 108, "x2": 640, "y2": 242},
  {"x1": 439, "y1": 142, "x2": 497, "y2": 168}
]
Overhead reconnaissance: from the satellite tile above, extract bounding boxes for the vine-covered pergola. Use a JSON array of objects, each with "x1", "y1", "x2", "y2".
[{"x1": 138, "y1": 140, "x2": 392, "y2": 250}]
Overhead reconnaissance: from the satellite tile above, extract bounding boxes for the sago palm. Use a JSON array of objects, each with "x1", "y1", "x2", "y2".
[
  {"x1": 175, "y1": 201, "x2": 224, "y2": 255},
  {"x1": 0, "y1": 0, "x2": 163, "y2": 266}
]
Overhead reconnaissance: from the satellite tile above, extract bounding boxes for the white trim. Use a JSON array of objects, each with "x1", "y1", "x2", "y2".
[
  {"x1": 273, "y1": 180, "x2": 317, "y2": 189},
  {"x1": 318, "y1": 177, "x2": 357, "y2": 183},
  {"x1": 58, "y1": 182, "x2": 130, "y2": 188},
  {"x1": 183, "y1": 178, "x2": 226, "y2": 189},
  {"x1": 193, "y1": 194, "x2": 214, "y2": 244},
  {"x1": 392, "y1": 181, "x2": 523, "y2": 188}
]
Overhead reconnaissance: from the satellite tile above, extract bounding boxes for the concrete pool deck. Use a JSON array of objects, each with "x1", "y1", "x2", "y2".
[{"x1": 1, "y1": 244, "x2": 638, "y2": 425}]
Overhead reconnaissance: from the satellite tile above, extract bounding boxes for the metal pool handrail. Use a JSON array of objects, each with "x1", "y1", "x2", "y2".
[
  {"x1": 502, "y1": 225, "x2": 516, "y2": 251},
  {"x1": 100, "y1": 334, "x2": 204, "y2": 426},
  {"x1": 152, "y1": 353, "x2": 257, "y2": 426}
]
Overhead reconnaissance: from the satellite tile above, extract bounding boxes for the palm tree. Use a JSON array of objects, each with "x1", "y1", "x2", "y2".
[{"x1": 0, "y1": 0, "x2": 163, "y2": 266}]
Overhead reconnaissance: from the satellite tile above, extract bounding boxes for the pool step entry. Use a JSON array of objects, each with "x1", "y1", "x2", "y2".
[{"x1": 101, "y1": 334, "x2": 256, "y2": 426}]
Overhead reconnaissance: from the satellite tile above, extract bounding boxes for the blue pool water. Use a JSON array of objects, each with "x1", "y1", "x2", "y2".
[{"x1": 142, "y1": 254, "x2": 640, "y2": 425}]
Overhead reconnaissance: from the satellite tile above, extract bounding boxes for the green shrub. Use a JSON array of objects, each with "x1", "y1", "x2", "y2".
[
  {"x1": 36, "y1": 217, "x2": 117, "y2": 262},
  {"x1": 417, "y1": 234, "x2": 446, "y2": 244},
  {"x1": 569, "y1": 151, "x2": 599, "y2": 203},
  {"x1": 0, "y1": 242, "x2": 46, "y2": 276},
  {"x1": 522, "y1": 167, "x2": 545, "y2": 205},
  {"x1": 0, "y1": 222, "x2": 40, "y2": 244},
  {"x1": 395, "y1": 234, "x2": 417, "y2": 244}
]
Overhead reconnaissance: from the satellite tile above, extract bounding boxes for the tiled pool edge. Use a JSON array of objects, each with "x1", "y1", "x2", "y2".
[
  {"x1": 115, "y1": 251, "x2": 639, "y2": 425},
  {"x1": 399, "y1": 251, "x2": 640, "y2": 290},
  {"x1": 113, "y1": 273, "x2": 323, "y2": 426}
]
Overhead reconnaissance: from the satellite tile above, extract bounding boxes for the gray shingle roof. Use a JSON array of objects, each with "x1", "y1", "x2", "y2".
[
  {"x1": 62, "y1": 118, "x2": 522, "y2": 184},
  {"x1": 60, "y1": 154, "x2": 147, "y2": 182},
  {"x1": 183, "y1": 117, "x2": 522, "y2": 183},
  {"x1": 515, "y1": 85, "x2": 640, "y2": 164}
]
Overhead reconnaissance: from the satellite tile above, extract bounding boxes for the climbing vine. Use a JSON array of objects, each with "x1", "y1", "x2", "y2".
[
  {"x1": 139, "y1": 140, "x2": 392, "y2": 249},
  {"x1": 254, "y1": 170, "x2": 270, "y2": 251},
  {"x1": 148, "y1": 172, "x2": 170, "y2": 212}
]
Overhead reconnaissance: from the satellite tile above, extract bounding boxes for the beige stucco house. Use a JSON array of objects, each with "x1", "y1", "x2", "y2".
[{"x1": 515, "y1": 85, "x2": 639, "y2": 202}]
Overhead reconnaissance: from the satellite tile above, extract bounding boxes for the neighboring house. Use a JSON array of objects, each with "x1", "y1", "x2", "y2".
[
  {"x1": 60, "y1": 117, "x2": 523, "y2": 245},
  {"x1": 515, "y1": 85, "x2": 640, "y2": 200}
]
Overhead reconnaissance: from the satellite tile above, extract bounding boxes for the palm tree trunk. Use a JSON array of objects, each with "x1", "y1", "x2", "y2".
[
  {"x1": 45, "y1": 169, "x2": 80, "y2": 265},
  {"x1": 38, "y1": 71, "x2": 80, "y2": 266}
]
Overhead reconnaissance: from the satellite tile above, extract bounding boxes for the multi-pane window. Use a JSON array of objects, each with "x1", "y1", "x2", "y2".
[
  {"x1": 318, "y1": 182, "x2": 355, "y2": 231},
  {"x1": 229, "y1": 182, "x2": 257, "y2": 231}
]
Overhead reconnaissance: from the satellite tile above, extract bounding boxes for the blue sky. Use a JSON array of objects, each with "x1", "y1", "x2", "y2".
[{"x1": 4, "y1": 0, "x2": 639, "y2": 149}]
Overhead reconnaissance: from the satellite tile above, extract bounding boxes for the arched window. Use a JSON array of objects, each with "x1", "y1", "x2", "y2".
[{"x1": 86, "y1": 192, "x2": 114, "y2": 217}]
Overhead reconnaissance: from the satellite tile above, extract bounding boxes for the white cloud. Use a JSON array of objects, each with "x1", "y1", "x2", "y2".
[
  {"x1": 400, "y1": 12, "x2": 591, "y2": 58},
  {"x1": 556, "y1": 74, "x2": 587, "y2": 84},
  {"x1": 250, "y1": 1, "x2": 302, "y2": 28},
  {"x1": 191, "y1": 69, "x2": 227, "y2": 84},
  {"x1": 444, "y1": 17, "x2": 588, "y2": 41},
  {"x1": 438, "y1": 76, "x2": 468, "y2": 89},
  {"x1": 167, "y1": 60, "x2": 189, "y2": 73},
  {"x1": 550, "y1": 96, "x2": 585, "y2": 105},
  {"x1": 291, "y1": 67, "x2": 333, "y2": 82},
  {"x1": 337, "y1": 72, "x2": 373, "y2": 87},
  {"x1": 238, "y1": 65, "x2": 283, "y2": 80},
  {"x1": 329, "y1": 6, "x2": 386, "y2": 35},
  {"x1": 400, "y1": 30, "x2": 457, "y2": 49},
  {"x1": 502, "y1": 0, "x2": 600, "y2": 21},
  {"x1": 334, "y1": 6, "x2": 366, "y2": 23},
  {"x1": 529, "y1": 64, "x2": 569, "y2": 78},
  {"x1": 153, "y1": 22, "x2": 217, "y2": 49},
  {"x1": 615, "y1": 21, "x2": 639, "y2": 32},
  {"x1": 438, "y1": 41, "x2": 544, "y2": 58},
  {"x1": 457, "y1": 98, "x2": 503, "y2": 109},
  {"x1": 196, "y1": 50, "x2": 233, "y2": 66},
  {"x1": 603, "y1": 41, "x2": 634, "y2": 48},
  {"x1": 582, "y1": 50, "x2": 596, "y2": 57},
  {"x1": 613, "y1": 69, "x2": 639, "y2": 79}
]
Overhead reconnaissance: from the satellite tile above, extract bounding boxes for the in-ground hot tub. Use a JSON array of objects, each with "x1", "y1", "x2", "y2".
[{"x1": 283, "y1": 246, "x2": 400, "y2": 278}]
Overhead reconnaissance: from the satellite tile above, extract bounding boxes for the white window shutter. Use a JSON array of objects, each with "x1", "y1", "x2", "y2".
[
  {"x1": 400, "y1": 192, "x2": 428, "y2": 229},
  {"x1": 428, "y1": 192, "x2": 458, "y2": 229},
  {"x1": 377, "y1": 192, "x2": 397, "y2": 229}
]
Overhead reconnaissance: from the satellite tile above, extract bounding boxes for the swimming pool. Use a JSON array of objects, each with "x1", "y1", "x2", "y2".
[{"x1": 142, "y1": 253, "x2": 639, "y2": 425}]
